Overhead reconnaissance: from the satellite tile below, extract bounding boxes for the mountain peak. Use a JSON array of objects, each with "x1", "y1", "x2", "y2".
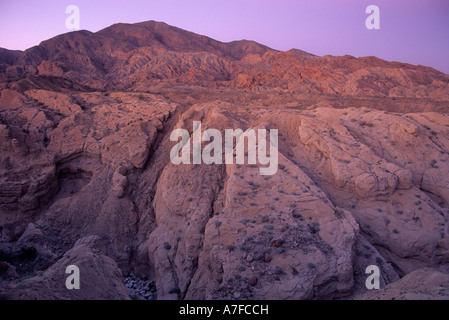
[{"x1": 1, "y1": 20, "x2": 448, "y2": 99}]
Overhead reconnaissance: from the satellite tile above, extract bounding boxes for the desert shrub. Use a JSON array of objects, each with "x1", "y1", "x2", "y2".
[
  {"x1": 274, "y1": 267, "x2": 285, "y2": 275},
  {"x1": 169, "y1": 287, "x2": 180, "y2": 295},
  {"x1": 308, "y1": 222, "x2": 320, "y2": 234},
  {"x1": 163, "y1": 242, "x2": 172, "y2": 250}
]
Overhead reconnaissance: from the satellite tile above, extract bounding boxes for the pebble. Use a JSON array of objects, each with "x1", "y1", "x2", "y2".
[
  {"x1": 249, "y1": 277, "x2": 258, "y2": 286},
  {"x1": 233, "y1": 292, "x2": 241, "y2": 299},
  {"x1": 263, "y1": 253, "x2": 272, "y2": 262}
]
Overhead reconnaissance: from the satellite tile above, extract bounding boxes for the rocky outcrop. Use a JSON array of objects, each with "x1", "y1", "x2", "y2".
[{"x1": 1, "y1": 236, "x2": 130, "y2": 300}]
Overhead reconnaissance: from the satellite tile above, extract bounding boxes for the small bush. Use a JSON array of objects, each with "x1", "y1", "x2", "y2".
[
  {"x1": 169, "y1": 287, "x2": 180, "y2": 295},
  {"x1": 292, "y1": 212, "x2": 303, "y2": 220},
  {"x1": 308, "y1": 222, "x2": 320, "y2": 234},
  {"x1": 274, "y1": 267, "x2": 285, "y2": 275},
  {"x1": 163, "y1": 242, "x2": 172, "y2": 250}
]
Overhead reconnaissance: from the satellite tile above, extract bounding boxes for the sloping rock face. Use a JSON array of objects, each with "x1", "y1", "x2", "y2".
[
  {"x1": 1, "y1": 21, "x2": 449, "y2": 300},
  {"x1": 1, "y1": 236, "x2": 130, "y2": 300},
  {"x1": 355, "y1": 268, "x2": 449, "y2": 300}
]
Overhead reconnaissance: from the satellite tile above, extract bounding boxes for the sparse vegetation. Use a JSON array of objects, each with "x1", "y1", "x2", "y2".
[
  {"x1": 430, "y1": 160, "x2": 439, "y2": 168},
  {"x1": 308, "y1": 222, "x2": 320, "y2": 234},
  {"x1": 274, "y1": 267, "x2": 285, "y2": 275},
  {"x1": 169, "y1": 287, "x2": 180, "y2": 295},
  {"x1": 163, "y1": 242, "x2": 172, "y2": 250}
]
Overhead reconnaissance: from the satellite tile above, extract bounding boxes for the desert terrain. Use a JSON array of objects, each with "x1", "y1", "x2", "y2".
[{"x1": 0, "y1": 21, "x2": 449, "y2": 300}]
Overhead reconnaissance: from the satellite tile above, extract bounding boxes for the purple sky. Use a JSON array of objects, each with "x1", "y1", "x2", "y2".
[{"x1": 1, "y1": 0, "x2": 448, "y2": 74}]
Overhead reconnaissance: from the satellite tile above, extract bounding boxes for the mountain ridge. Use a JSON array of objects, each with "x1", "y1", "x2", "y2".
[{"x1": 1, "y1": 20, "x2": 448, "y2": 100}]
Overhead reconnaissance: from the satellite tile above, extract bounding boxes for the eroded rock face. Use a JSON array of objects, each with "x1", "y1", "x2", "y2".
[
  {"x1": 1, "y1": 236, "x2": 130, "y2": 300},
  {"x1": 355, "y1": 268, "x2": 449, "y2": 300},
  {"x1": 1, "y1": 21, "x2": 449, "y2": 300}
]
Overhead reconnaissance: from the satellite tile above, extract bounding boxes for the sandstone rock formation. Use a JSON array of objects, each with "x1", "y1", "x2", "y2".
[{"x1": 0, "y1": 21, "x2": 448, "y2": 300}]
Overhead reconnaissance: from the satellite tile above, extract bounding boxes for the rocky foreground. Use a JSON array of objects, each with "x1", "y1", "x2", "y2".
[{"x1": 0, "y1": 21, "x2": 449, "y2": 300}]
